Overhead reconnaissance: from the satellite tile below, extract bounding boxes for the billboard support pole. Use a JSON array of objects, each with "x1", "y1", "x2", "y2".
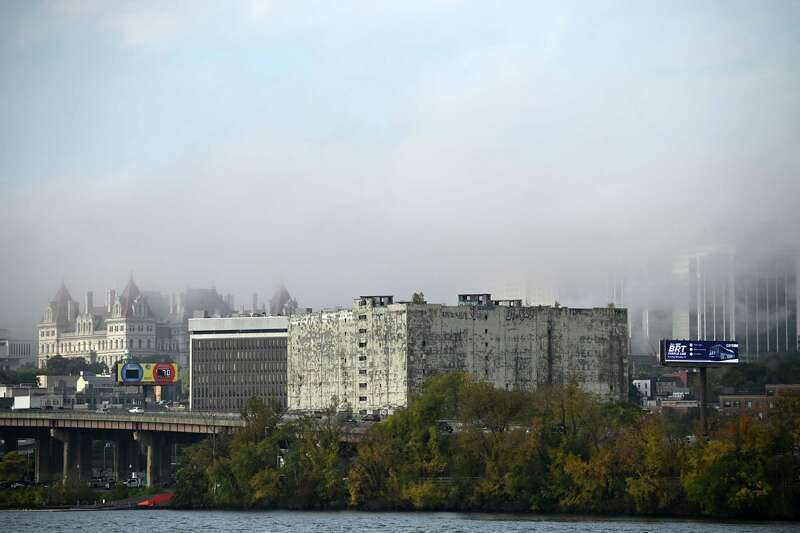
[{"x1": 700, "y1": 367, "x2": 708, "y2": 438}]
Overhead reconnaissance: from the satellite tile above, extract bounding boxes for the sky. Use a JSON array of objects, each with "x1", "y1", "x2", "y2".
[{"x1": 1, "y1": 0, "x2": 799, "y2": 337}]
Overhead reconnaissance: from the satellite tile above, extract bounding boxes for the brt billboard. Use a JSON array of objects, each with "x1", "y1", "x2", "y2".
[
  {"x1": 116, "y1": 362, "x2": 178, "y2": 385},
  {"x1": 660, "y1": 339, "x2": 739, "y2": 367}
]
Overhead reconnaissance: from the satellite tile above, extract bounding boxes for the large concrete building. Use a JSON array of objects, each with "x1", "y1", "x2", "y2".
[
  {"x1": 288, "y1": 294, "x2": 629, "y2": 415},
  {"x1": 188, "y1": 316, "x2": 288, "y2": 412}
]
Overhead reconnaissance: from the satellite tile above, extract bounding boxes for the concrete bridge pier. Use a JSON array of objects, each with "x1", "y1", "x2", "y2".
[
  {"x1": 34, "y1": 432, "x2": 60, "y2": 483},
  {"x1": 52, "y1": 429, "x2": 91, "y2": 484},
  {"x1": 134, "y1": 431, "x2": 173, "y2": 487},
  {"x1": 114, "y1": 436, "x2": 131, "y2": 483}
]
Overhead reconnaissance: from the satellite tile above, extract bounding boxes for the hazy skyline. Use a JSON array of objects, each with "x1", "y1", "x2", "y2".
[{"x1": 2, "y1": 1, "x2": 799, "y2": 337}]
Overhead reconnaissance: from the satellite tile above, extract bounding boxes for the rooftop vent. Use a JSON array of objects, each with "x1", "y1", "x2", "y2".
[{"x1": 458, "y1": 294, "x2": 492, "y2": 306}]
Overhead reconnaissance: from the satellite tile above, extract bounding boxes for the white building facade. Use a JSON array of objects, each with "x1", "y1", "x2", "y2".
[
  {"x1": 37, "y1": 280, "x2": 181, "y2": 369},
  {"x1": 288, "y1": 295, "x2": 629, "y2": 415}
]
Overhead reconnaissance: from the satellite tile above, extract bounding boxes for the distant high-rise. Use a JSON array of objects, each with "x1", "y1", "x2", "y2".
[
  {"x1": 671, "y1": 247, "x2": 797, "y2": 357},
  {"x1": 734, "y1": 255, "x2": 797, "y2": 355}
]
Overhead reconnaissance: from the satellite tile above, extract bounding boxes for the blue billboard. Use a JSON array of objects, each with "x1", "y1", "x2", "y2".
[{"x1": 661, "y1": 339, "x2": 739, "y2": 366}]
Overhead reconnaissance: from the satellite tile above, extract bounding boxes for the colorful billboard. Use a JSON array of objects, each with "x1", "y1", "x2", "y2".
[
  {"x1": 116, "y1": 362, "x2": 179, "y2": 385},
  {"x1": 660, "y1": 340, "x2": 739, "y2": 367}
]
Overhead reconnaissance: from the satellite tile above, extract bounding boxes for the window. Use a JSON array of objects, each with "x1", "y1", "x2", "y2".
[
  {"x1": 358, "y1": 355, "x2": 367, "y2": 361},
  {"x1": 358, "y1": 314, "x2": 367, "y2": 321},
  {"x1": 359, "y1": 369, "x2": 367, "y2": 375},
  {"x1": 358, "y1": 341, "x2": 367, "y2": 348},
  {"x1": 359, "y1": 328, "x2": 367, "y2": 334},
  {"x1": 359, "y1": 396, "x2": 367, "y2": 402},
  {"x1": 359, "y1": 383, "x2": 367, "y2": 389}
]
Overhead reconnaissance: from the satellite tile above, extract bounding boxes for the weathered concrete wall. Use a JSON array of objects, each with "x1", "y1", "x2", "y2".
[
  {"x1": 406, "y1": 304, "x2": 628, "y2": 402},
  {"x1": 288, "y1": 300, "x2": 628, "y2": 413},
  {"x1": 288, "y1": 300, "x2": 410, "y2": 414},
  {"x1": 288, "y1": 310, "x2": 354, "y2": 412}
]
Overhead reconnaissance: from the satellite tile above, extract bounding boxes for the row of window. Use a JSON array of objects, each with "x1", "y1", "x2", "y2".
[
  {"x1": 193, "y1": 385, "x2": 286, "y2": 395},
  {"x1": 194, "y1": 396, "x2": 287, "y2": 411},
  {"x1": 194, "y1": 362, "x2": 286, "y2": 374},
  {"x1": 39, "y1": 337, "x2": 181, "y2": 354},
  {"x1": 194, "y1": 338, "x2": 285, "y2": 349},
  {"x1": 194, "y1": 362, "x2": 286, "y2": 373},
  {"x1": 2, "y1": 343, "x2": 31, "y2": 356},
  {"x1": 40, "y1": 324, "x2": 155, "y2": 336},
  {"x1": 193, "y1": 350, "x2": 285, "y2": 362},
  {"x1": 110, "y1": 324, "x2": 153, "y2": 333}
]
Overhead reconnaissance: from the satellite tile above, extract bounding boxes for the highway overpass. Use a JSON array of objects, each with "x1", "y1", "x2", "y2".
[{"x1": 0, "y1": 410, "x2": 244, "y2": 487}]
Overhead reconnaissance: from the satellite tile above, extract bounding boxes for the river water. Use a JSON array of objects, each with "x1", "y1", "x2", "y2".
[{"x1": 0, "y1": 510, "x2": 796, "y2": 532}]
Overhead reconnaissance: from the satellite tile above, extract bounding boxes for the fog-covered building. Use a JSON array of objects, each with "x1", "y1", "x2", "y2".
[
  {"x1": 671, "y1": 249, "x2": 798, "y2": 357},
  {"x1": 0, "y1": 329, "x2": 33, "y2": 371},
  {"x1": 36, "y1": 281, "x2": 234, "y2": 371},
  {"x1": 288, "y1": 294, "x2": 629, "y2": 415}
]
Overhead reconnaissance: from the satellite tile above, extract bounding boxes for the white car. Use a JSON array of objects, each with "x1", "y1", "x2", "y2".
[{"x1": 128, "y1": 407, "x2": 144, "y2": 414}]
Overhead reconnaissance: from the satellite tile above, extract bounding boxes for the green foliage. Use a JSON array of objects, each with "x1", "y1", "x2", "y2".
[
  {"x1": 108, "y1": 483, "x2": 129, "y2": 501},
  {"x1": 0, "y1": 452, "x2": 31, "y2": 482},
  {"x1": 713, "y1": 353, "x2": 800, "y2": 396},
  {"x1": 0, "y1": 486, "x2": 45, "y2": 508},
  {"x1": 169, "y1": 373, "x2": 800, "y2": 519},
  {"x1": 0, "y1": 365, "x2": 39, "y2": 385},
  {"x1": 173, "y1": 438, "x2": 216, "y2": 508},
  {"x1": 44, "y1": 355, "x2": 107, "y2": 376}
]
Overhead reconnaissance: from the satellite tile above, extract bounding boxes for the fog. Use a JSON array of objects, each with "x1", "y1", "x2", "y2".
[{"x1": 1, "y1": 1, "x2": 799, "y2": 338}]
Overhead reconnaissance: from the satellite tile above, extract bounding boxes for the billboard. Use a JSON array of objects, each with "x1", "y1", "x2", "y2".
[
  {"x1": 660, "y1": 339, "x2": 739, "y2": 366},
  {"x1": 117, "y1": 362, "x2": 178, "y2": 385}
]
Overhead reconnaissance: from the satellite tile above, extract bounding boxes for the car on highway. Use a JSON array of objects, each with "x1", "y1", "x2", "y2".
[
  {"x1": 128, "y1": 406, "x2": 145, "y2": 414},
  {"x1": 361, "y1": 413, "x2": 380, "y2": 422},
  {"x1": 436, "y1": 421, "x2": 454, "y2": 433}
]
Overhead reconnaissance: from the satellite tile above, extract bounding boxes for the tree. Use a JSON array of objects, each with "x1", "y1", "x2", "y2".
[
  {"x1": 44, "y1": 355, "x2": 107, "y2": 376},
  {"x1": 0, "y1": 365, "x2": 39, "y2": 386},
  {"x1": 682, "y1": 417, "x2": 773, "y2": 517},
  {"x1": 621, "y1": 417, "x2": 686, "y2": 513},
  {"x1": 0, "y1": 452, "x2": 30, "y2": 482},
  {"x1": 412, "y1": 292, "x2": 426, "y2": 304}
]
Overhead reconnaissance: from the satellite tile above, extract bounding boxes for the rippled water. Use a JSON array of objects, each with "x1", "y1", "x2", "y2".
[{"x1": 1, "y1": 510, "x2": 796, "y2": 533}]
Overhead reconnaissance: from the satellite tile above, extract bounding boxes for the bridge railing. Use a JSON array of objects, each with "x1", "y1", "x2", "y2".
[{"x1": 0, "y1": 409, "x2": 244, "y2": 426}]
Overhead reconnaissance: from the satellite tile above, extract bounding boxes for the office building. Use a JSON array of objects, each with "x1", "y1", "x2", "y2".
[
  {"x1": 188, "y1": 316, "x2": 288, "y2": 412},
  {"x1": 0, "y1": 329, "x2": 34, "y2": 371}
]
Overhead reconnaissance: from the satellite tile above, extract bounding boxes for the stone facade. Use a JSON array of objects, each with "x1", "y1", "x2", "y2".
[
  {"x1": 37, "y1": 280, "x2": 181, "y2": 369},
  {"x1": 288, "y1": 295, "x2": 629, "y2": 415},
  {"x1": 36, "y1": 282, "x2": 233, "y2": 372}
]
